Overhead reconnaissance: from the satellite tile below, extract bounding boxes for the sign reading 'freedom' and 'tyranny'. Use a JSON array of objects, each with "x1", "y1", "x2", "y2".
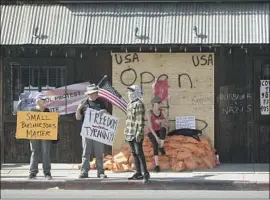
[{"x1": 80, "y1": 108, "x2": 119, "y2": 146}]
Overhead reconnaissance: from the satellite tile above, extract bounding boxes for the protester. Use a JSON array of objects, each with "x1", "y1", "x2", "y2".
[
  {"x1": 124, "y1": 85, "x2": 150, "y2": 183},
  {"x1": 28, "y1": 94, "x2": 52, "y2": 180},
  {"x1": 146, "y1": 96, "x2": 168, "y2": 172},
  {"x1": 76, "y1": 84, "x2": 108, "y2": 179}
]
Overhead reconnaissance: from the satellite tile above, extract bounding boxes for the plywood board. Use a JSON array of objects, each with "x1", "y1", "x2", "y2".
[{"x1": 112, "y1": 53, "x2": 214, "y2": 149}]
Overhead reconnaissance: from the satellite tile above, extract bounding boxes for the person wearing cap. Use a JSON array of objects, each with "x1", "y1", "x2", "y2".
[
  {"x1": 76, "y1": 84, "x2": 108, "y2": 179},
  {"x1": 28, "y1": 94, "x2": 52, "y2": 180},
  {"x1": 146, "y1": 96, "x2": 168, "y2": 172},
  {"x1": 125, "y1": 85, "x2": 150, "y2": 183}
]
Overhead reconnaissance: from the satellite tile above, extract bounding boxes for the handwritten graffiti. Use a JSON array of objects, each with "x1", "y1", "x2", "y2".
[
  {"x1": 114, "y1": 53, "x2": 139, "y2": 65},
  {"x1": 196, "y1": 119, "x2": 208, "y2": 131},
  {"x1": 120, "y1": 68, "x2": 137, "y2": 86},
  {"x1": 192, "y1": 96, "x2": 212, "y2": 104},
  {"x1": 222, "y1": 105, "x2": 252, "y2": 115},
  {"x1": 120, "y1": 68, "x2": 193, "y2": 89},
  {"x1": 178, "y1": 73, "x2": 193, "y2": 88},
  {"x1": 219, "y1": 90, "x2": 253, "y2": 115},
  {"x1": 219, "y1": 93, "x2": 252, "y2": 101},
  {"x1": 192, "y1": 54, "x2": 214, "y2": 67}
]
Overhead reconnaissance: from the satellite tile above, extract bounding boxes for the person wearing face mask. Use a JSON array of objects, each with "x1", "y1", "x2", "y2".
[
  {"x1": 76, "y1": 84, "x2": 108, "y2": 179},
  {"x1": 28, "y1": 94, "x2": 52, "y2": 180},
  {"x1": 125, "y1": 85, "x2": 150, "y2": 184},
  {"x1": 146, "y1": 96, "x2": 168, "y2": 172}
]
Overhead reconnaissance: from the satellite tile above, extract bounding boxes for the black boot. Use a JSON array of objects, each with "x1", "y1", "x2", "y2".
[
  {"x1": 143, "y1": 172, "x2": 150, "y2": 184},
  {"x1": 128, "y1": 172, "x2": 143, "y2": 180},
  {"x1": 154, "y1": 166, "x2": 160, "y2": 172}
]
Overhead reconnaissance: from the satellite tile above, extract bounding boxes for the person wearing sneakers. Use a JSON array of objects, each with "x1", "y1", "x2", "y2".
[
  {"x1": 147, "y1": 96, "x2": 168, "y2": 172},
  {"x1": 28, "y1": 94, "x2": 52, "y2": 180},
  {"x1": 76, "y1": 84, "x2": 108, "y2": 179},
  {"x1": 125, "y1": 85, "x2": 150, "y2": 183}
]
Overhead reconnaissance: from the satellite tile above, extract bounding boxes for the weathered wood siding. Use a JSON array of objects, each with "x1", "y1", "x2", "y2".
[
  {"x1": 215, "y1": 46, "x2": 270, "y2": 163},
  {"x1": 2, "y1": 47, "x2": 112, "y2": 163}
]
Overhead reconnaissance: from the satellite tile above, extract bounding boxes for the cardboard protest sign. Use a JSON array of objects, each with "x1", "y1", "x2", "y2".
[
  {"x1": 80, "y1": 108, "x2": 119, "y2": 146},
  {"x1": 16, "y1": 111, "x2": 59, "y2": 140}
]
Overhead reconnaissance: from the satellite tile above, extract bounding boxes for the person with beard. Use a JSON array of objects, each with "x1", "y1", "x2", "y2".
[{"x1": 124, "y1": 85, "x2": 150, "y2": 184}]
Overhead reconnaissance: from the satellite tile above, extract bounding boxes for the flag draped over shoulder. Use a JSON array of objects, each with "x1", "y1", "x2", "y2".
[{"x1": 97, "y1": 75, "x2": 128, "y2": 114}]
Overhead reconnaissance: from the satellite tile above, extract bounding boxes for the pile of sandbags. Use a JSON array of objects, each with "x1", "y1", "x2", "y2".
[
  {"x1": 165, "y1": 135, "x2": 216, "y2": 171},
  {"x1": 77, "y1": 134, "x2": 217, "y2": 172}
]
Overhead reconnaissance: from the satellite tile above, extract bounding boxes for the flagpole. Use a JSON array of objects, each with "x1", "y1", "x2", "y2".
[{"x1": 97, "y1": 75, "x2": 108, "y2": 87}]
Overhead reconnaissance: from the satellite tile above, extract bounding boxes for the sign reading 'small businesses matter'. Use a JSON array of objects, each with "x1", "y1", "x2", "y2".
[
  {"x1": 16, "y1": 111, "x2": 59, "y2": 140},
  {"x1": 80, "y1": 108, "x2": 119, "y2": 146}
]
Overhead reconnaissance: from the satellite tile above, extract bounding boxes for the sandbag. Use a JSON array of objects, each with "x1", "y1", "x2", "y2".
[
  {"x1": 160, "y1": 161, "x2": 171, "y2": 170},
  {"x1": 128, "y1": 155, "x2": 134, "y2": 164},
  {"x1": 172, "y1": 161, "x2": 186, "y2": 172},
  {"x1": 90, "y1": 159, "x2": 96, "y2": 169},
  {"x1": 181, "y1": 143, "x2": 198, "y2": 152},
  {"x1": 202, "y1": 156, "x2": 215, "y2": 169},
  {"x1": 185, "y1": 137, "x2": 200, "y2": 144},
  {"x1": 114, "y1": 153, "x2": 128, "y2": 164},
  {"x1": 193, "y1": 155, "x2": 203, "y2": 165},
  {"x1": 146, "y1": 161, "x2": 155, "y2": 170},
  {"x1": 167, "y1": 135, "x2": 186, "y2": 142},
  {"x1": 112, "y1": 163, "x2": 124, "y2": 172},
  {"x1": 159, "y1": 155, "x2": 170, "y2": 162},
  {"x1": 168, "y1": 142, "x2": 181, "y2": 149},
  {"x1": 184, "y1": 157, "x2": 198, "y2": 170},
  {"x1": 122, "y1": 164, "x2": 131, "y2": 172},
  {"x1": 193, "y1": 146, "x2": 206, "y2": 156},
  {"x1": 103, "y1": 160, "x2": 113, "y2": 170},
  {"x1": 176, "y1": 151, "x2": 192, "y2": 161}
]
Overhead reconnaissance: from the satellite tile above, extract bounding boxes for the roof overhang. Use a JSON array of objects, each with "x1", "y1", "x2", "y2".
[{"x1": 1, "y1": 3, "x2": 269, "y2": 45}]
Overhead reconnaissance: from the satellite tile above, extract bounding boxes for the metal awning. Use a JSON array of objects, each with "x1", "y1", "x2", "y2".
[{"x1": 1, "y1": 3, "x2": 269, "y2": 45}]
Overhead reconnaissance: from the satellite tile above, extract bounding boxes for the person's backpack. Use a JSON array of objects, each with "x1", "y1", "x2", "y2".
[{"x1": 167, "y1": 128, "x2": 202, "y2": 141}]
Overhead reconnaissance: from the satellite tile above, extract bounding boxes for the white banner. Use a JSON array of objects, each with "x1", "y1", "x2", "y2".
[
  {"x1": 15, "y1": 82, "x2": 89, "y2": 115},
  {"x1": 80, "y1": 108, "x2": 119, "y2": 146},
  {"x1": 260, "y1": 80, "x2": 270, "y2": 115}
]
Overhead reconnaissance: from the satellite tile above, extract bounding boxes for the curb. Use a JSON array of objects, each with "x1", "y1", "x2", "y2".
[{"x1": 1, "y1": 179, "x2": 269, "y2": 190}]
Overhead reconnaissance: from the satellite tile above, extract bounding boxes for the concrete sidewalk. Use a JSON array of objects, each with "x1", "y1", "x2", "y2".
[{"x1": 1, "y1": 163, "x2": 269, "y2": 190}]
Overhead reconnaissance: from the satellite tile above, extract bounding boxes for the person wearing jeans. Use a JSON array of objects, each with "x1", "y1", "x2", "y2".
[
  {"x1": 147, "y1": 96, "x2": 168, "y2": 172},
  {"x1": 124, "y1": 85, "x2": 150, "y2": 184},
  {"x1": 28, "y1": 94, "x2": 52, "y2": 180}
]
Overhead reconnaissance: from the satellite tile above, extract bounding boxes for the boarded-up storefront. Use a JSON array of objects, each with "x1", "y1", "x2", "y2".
[{"x1": 112, "y1": 53, "x2": 214, "y2": 149}]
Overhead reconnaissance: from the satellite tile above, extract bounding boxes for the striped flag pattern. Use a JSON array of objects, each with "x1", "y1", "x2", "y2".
[{"x1": 98, "y1": 76, "x2": 128, "y2": 114}]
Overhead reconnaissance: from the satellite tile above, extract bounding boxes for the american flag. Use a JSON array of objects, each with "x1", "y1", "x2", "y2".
[{"x1": 97, "y1": 75, "x2": 128, "y2": 114}]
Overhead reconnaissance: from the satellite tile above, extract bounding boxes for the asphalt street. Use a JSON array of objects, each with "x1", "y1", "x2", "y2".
[{"x1": 1, "y1": 190, "x2": 269, "y2": 199}]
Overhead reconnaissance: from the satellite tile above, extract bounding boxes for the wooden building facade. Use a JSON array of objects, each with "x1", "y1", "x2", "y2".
[{"x1": 0, "y1": 1, "x2": 269, "y2": 163}]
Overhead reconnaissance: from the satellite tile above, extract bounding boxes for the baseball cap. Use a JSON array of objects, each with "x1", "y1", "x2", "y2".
[{"x1": 151, "y1": 96, "x2": 162, "y2": 104}]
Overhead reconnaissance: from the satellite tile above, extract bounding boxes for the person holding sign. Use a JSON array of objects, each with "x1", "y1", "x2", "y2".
[
  {"x1": 76, "y1": 84, "x2": 108, "y2": 179},
  {"x1": 125, "y1": 85, "x2": 150, "y2": 184},
  {"x1": 146, "y1": 96, "x2": 168, "y2": 172},
  {"x1": 28, "y1": 94, "x2": 52, "y2": 180}
]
